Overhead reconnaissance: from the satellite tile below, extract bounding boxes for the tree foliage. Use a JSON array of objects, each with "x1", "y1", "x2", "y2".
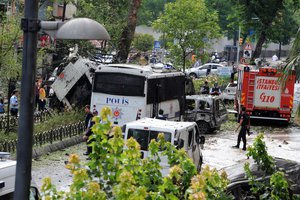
[
  {"x1": 137, "y1": 0, "x2": 176, "y2": 26},
  {"x1": 0, "y1": 14, "x2": 22, "y2": 81},
  {"x1": 245, "y1": 133, "x2": 298, "y2": 199},
  {"x1": 132, "y1": 33, "x2": 155, "y2": 52},
  {"x1": 229, "y1": 0, "x2": 300, "y2": 60},
  {"x1": 152, "y1": 0, "x2": 221, "y2": 71}
]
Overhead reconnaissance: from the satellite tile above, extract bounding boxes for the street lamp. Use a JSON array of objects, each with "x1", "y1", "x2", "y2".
[{"x1": 14, "y1": 1, "x2": 110, "y2": 199}]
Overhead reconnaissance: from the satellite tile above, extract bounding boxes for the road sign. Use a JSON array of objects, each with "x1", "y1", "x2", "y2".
[{"x1": 244, "y1": 43, "x2": 253, "y2": 51}]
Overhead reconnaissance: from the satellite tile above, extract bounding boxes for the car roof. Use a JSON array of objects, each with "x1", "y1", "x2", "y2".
[{"x1": 125, "y1": 117, "x2": 196, "y2": 132}]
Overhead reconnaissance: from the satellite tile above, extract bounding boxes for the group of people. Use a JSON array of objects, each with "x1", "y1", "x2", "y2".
[
  {"x1": 35, "y1": 80, "x2": 54, "y2": 111},
  {"x1": 200, "y1": 81, "x2": 221, "y2": 96}
]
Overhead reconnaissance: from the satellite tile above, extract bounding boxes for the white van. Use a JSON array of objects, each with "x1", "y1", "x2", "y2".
[{"x1": 123, "y1": 118, "x2": 205, "y2": 175}]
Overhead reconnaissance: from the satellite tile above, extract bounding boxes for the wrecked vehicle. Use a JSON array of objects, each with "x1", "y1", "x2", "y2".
[
  {"x1": 51, "y1": 58, "x2": 97, "y2": 108},
  {"x1": 225, "y1": 157, "x2": 300, "y2": 199},
  {"x1": 184, "y1": 95, "x2": 228, "y2": 134}
]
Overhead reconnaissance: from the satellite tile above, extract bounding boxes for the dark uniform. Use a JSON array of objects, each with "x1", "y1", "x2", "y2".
[
  {"x1": 236, "y1": 112, "x2": 250, "y2": 150},
  {"x1": 201, "y1": 85, "x2": 210, "y2": 94},
  {"x1": 84, "y1": 112, "x2": 93, "y2": 155}
]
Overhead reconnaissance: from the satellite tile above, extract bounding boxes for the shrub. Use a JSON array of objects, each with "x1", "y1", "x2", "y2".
[{"x1": 41, "y1": 107, "x2": 232, "y2": 199}]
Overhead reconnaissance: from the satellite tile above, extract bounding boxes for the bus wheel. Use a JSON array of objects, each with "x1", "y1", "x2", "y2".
[{"x1": 197, "y1": 121, "x2": 210, "y2": 134}]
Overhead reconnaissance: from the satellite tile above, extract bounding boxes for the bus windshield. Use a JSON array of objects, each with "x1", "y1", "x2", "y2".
[
  {"x1": 127, "y1": 129, "x2": 172, "y2": 151},
  {"x1": 93, "y1": 72, "x2": 145, "y2": 96}
]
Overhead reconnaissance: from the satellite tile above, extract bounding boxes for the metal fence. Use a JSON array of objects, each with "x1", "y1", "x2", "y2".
[
  {"x1": 0, "y1": 121, "x2": 85, "y2": 153},
  {"x1": 0, "y1": 109, "x2": 54, "y2": 130}
]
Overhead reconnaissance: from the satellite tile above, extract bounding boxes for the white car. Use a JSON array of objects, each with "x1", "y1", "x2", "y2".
[
  {"x1": 222, "y1": 82, "x2": 237, "y2": 101},
  {"x1": 186, "y1": 63, "x2": 225, "y2": 78}
]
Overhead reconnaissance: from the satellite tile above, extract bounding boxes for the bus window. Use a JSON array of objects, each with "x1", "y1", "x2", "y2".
[{"x1": 93, "y1": 73, "x2": 145, "y2": 96}]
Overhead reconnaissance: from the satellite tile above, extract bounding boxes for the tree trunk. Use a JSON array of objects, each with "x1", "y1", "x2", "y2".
[
  {"x1": 252, "y1": 31, "x2": 267, "y2": 60},
  {"x1": 116, "y1": 0, "x2": 142, "y2": 63},
  {"x1": 278, "y1": 41, "x2": 282, "y2": 60}
]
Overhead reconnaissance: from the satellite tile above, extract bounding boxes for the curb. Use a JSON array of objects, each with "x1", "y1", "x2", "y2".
[{"x1": 32, "y1": 135, "x2": 85, "y2": 159}]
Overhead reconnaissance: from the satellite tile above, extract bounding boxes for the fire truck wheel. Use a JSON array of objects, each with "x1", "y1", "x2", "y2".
[{"x1": 197, "y1": 121, "x2": 210, "y2": 134}]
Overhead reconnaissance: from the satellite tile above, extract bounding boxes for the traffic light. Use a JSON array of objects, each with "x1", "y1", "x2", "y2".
[{"x1": 239, "y1": 38, "x2": 243, "y2": 46}]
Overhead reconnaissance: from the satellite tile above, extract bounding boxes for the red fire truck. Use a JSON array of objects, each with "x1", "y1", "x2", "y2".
[{"x1": 235, "y1": 65, "x2": 296, "y2": 123}]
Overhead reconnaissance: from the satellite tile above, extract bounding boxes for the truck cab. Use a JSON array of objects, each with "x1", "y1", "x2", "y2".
[
  {"x1": 123, "y1": 118, "x2": 205, "y2": 175},
  {"x1": 185, "y1": 95, "x2": 228, "y2": 134}
]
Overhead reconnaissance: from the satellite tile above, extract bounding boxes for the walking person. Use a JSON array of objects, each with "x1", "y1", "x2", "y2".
[
  {"x1": 83, "y1": 110, "x2": 98, "y2": 157},
  {"x1": 83, "y1": 105, "x2": 94, "y2": 156},
  {"x1": 233, "y1": 107, "x2": 250, "y2": 151},
  {"x1": 10, "y1": 90, "x2": 19, "y2": 117}
]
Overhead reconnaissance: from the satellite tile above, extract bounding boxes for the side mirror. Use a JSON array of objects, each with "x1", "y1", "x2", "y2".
[{"x1": 30, "y1": 186, "x2": 40, "y2": 200}]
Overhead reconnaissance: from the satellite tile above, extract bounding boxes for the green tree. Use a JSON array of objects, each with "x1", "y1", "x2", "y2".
[
  {"x1": 267, "y1": 4, "x2": 298, "y2": 59},
  {"x1": 152, "y1": 0, "x2": 221, "y2": 71},
  {"x1": 132, "y1": 33, "x2": 154, "y2": 52},
  {"x1": 230, "y1": 0, "x2": 300, "y2": 60},
  {"x1": 0, "y1": 14, "x2": 22, "y2": 131},
  {"x1": 205, "y1": 0, "x2": 236, "y2": 38},
  {"x1": 138, "y1": 0, "x2": 176, "y2": 26},
  {"x1": 76, "y1": 0, "x2": 142, "y2": 63}
]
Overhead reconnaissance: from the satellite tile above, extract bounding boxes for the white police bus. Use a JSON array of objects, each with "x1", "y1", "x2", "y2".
[{"x1": 90, "y1": 64, "x2": 186, "y2": 126}]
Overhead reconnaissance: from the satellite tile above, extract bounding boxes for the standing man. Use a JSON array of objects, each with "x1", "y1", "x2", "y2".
[
  {"x1": 83, "y1": 105, "x2": 93, "y2": 156},
  {"x1": 233, "y1": 107, "x2": 250, "y2": 151},
  {"x1": 10, "y1": 90, "x2": 19, "y2": 117},
  {"x1": 83, "y1": 110, "x2": 98, "y2": 156},
  {"x1": 200, "y1": 81, "x2": 210, "y2": 94}
]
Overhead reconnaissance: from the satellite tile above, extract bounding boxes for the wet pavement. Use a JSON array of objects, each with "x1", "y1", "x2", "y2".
[
  {"x1": 31, "y1": 123, "x2": 300, "y2": 192},
  {"x1": 202, "y1": 126, "x2": 300, "y2": 171}
]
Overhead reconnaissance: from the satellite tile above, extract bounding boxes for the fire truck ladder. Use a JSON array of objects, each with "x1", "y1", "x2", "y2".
[{"x1": 247, "y1": 72, "x2": 256, "y2": 108}]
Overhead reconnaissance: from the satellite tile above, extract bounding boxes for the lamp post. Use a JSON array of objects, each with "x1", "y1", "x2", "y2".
[{"x1": 14, "y1": 1, "x2": 110, "y2": 199}]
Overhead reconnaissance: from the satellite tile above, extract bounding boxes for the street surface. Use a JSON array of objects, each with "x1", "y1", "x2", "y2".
[{"x1": 32, "y1": 121, "x2": 300, "y2": 192}]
